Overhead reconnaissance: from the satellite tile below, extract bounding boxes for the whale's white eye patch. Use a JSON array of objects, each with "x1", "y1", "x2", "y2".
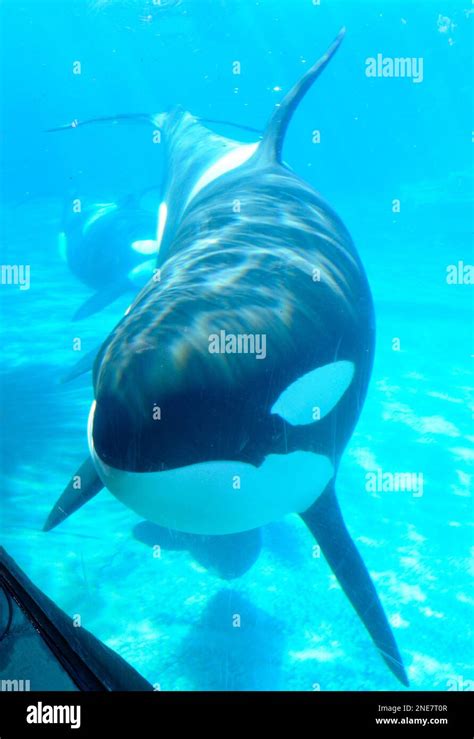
[
  {"x1": 131, "y1": 239, "x2": 158, "y2": 255},
  {"x1": 271, "y1": 360, "x2": 355, "y2": 425}
]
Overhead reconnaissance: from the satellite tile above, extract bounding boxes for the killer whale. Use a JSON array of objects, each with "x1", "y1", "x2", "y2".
[
  {"x1": 59, "y1": 192, "x2": 159, "y2": 320},
  {"x1": 44, "y1": 29, "x2": 409, "y2": 686}
]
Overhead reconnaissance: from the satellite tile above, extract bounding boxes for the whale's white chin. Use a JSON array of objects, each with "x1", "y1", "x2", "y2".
[{"x1": 87, "y1": 402, "x2": 333, "y2": 535}]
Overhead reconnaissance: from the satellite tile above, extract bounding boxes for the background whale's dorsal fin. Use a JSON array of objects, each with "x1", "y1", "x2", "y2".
[
  {"x1": 46, "y1": 112, "x2": 261, "y2": 137},
  {"x1": 258, "y1": 27, "x2": 346, "y2": 165}
]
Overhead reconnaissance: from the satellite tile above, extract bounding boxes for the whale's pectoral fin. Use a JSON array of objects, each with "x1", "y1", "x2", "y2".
[
  {"x1": 301, "y1": 483, "x2": 409, "y2": 686},
  {"x1": 60, "y1": 344, "x2": 102, "y2": 384},
  {"x1": 43, "y1": 458, "x2": 104, "y2": 532},
  {"x1": 73, "y1": 279, "x2": 132, "y2": 321}
]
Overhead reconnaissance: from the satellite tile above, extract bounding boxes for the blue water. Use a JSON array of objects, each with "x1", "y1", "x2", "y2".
[{"x1": 0, "y1": 0, "x2": 472, "y2": 691}]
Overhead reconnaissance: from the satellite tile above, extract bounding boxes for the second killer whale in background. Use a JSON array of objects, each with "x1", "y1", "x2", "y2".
[
  {"x1": 59, "y1": 192, "x2": 159, "y2": 320},
  {"x1": 44, "y1": 29, "x2": 409, "y2": 686}
]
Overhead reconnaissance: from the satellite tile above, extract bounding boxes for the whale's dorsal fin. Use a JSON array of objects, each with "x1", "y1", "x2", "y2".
[{"x1": 258, "y1": 27, "x2": 346, "y2": 164}]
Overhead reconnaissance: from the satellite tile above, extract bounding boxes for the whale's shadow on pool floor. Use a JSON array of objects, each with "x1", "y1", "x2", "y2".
[
  {"x1": 133, "y1": 521, "x2": 285, "y2": 689},
  {"x1": 177, "y1": 589, "x2": 285, "y2": 691}
]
